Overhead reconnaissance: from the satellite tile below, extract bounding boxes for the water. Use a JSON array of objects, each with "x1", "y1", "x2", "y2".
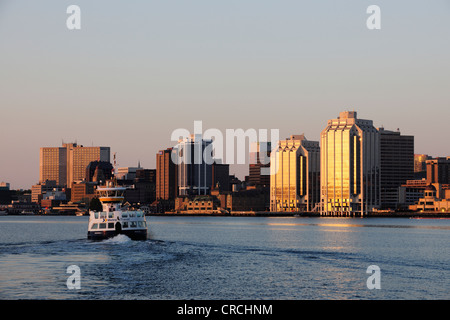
[{"x1": 0, "y1": 215, "x2": 449, "y2": 300}]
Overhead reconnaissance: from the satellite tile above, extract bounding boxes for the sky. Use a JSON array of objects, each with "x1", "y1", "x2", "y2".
[{"x1": 0, "y1": 0, "x2": 449, "y2": 189}]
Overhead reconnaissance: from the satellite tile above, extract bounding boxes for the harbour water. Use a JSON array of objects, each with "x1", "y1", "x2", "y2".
[{"x1": 0, "y1": 215, "x2": 449, "y2": 300}]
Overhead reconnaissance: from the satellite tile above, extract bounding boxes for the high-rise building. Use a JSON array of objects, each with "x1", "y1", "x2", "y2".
[
  {"x1": 320, "y1": 111, "x2": 380, "y2": 216},
  {"x1": 378, "y1": 128, "x2": 414, "y2": 209},
  {"x1": 426, "y1": 158, "x2": 450, "y2": 184},
  {"x1": 270, "y1": 135, "x2": 320, "y2": 212},
  {"x1": 175, "y1": 135, "x2": 213, "y2": 196},
  {"x1": 39, "y1": 147, "x2": 67, "y2": 186},
  {"x1": 248, "y1": 142, "x2": 271, "y2": 187},
  {"x1": 212, "y1": 161, "x2": 230, "y2": 192},
  {"x1": 156, "y1": 148, "x2": 178, "y2": 200},
  {"x1": 414, "y1": 154, "x2": 431, "y2": 179},
  {"x1": 122, "y1": 169, "x2": 157, "y2": 205},
  {"x1": 40, "y1": 143, "x2": 110, "y2": 187}
]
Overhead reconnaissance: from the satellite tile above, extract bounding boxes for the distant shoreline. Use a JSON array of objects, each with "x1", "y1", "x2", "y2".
[
  {"x1": 2, "y1": 212, "x2": 450, "y2": 218},
  {"x1": 146, "y1": 211, "x2": 450, "y2": 218}
]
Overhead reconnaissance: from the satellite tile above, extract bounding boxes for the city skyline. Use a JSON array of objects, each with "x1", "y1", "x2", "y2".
[
  {"x1": 3, "y1": 110, "x2": 447, "y2": 191},
  {"x1": 1, "y1": 1, "x2": 450, "y2": 189}
]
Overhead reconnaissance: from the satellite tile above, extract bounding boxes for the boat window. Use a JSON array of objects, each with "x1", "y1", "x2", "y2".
[
  {"x1": 122, "y1": 213, "x2": 128, "y2": 218},
  {"x1": 94, "y1": 212, "x2": 99, "y2": 219},
  {"x1": 123, "y1": 222, "x2": 128, "y2": 228},
  {"x1": 108, "y1": 223, "x2": 114, "y2": 229},
  {"x1": 91, "y1": 223, "x2": 98, "y2": 229},
  {"x1": 108, "y1": 212, "x2": 113, "y2": 218},
  {"x1": 99, "y1": 223, "x2": 106, "y2": 229},
  {"x1": 100, "y1": 212, "x2": 106, "y2": 219},
  {"x1": 129, "y1": 213, "x2": 135, "y2": 218},
  {"x1": 130, "y1": 221, "x2": 137, "y2": 228}
]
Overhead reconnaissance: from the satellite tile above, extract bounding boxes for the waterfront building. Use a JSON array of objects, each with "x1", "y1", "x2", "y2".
[
  {"x1": 378, "y1": 128, "x2": 414, "y2": 209},
  {"x1": 175, "y1": 135, "x2": 213, "y2": 196},
  {"x1": 0, "y1": 182, "x2": 12, "y2": 205},
  {"x1": 156, "y1": 148, "x2": 178, "y2": 200},
  {"x1": 31, "y1": 180, "x2": 62, "y2": 204},
  {"x1": 320, "y1": 111, "x2": 380, "y2": 216},
  {"x1": 123, "y1": 169, "x2": 156, "y2": 205},
  {"x1": 212, "y1": 162, "x2": 230, "y2": 192},
  {"x1": 248, "y1": 142, "x2": 271, "y2": 187},
  {"x1": 409, "y1": 184, "x2": 450, "y2": 213},
  {"x1": 40, "y1": 143, "x2": 110, "y2": 187},
  {"x1": 71, "y1": 181, "x2": 96, "y2": 203},
  {"x1": 399, "y1": 157, "x2": 450, "y2": 209},
  {"x1": 0, "y1": 182, "x2": 10, "y2": 190},
  {"x1": 175, "y1": 195, "x2": 222, "y2": 214},
  {"x1": 220, "y1": 187, "x2": 269, "y2": 212},
  {"x1": 270, "y1": 134, "x2": 320, "y2": 212}
]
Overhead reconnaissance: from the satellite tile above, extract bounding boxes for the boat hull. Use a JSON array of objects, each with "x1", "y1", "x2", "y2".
[{"x1": 87, "y1": 229, "x2": 147, "y2": 241}]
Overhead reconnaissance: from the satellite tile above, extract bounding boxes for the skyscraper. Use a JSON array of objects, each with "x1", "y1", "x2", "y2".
[
  {"x1": 320, "y1": 111, "x2": 380, "y2": 216},
  {"x1": 426, "y1": 158, "x2": 450, "y2": 184},
  {"x1": 174, "y1": 135, "x2": 213, "y2": 196},
  {"x1": 270, "y1": 135, "x2": 320, "y2": 212},
  {"x1": 156, "y1": 148, "x2": 178, "y2": 200},
  {"x1": 40, "y1": 146, "x2": 67, "y2": 186},
  {"x1": 40, "y1": 143, "x2": 110, "y2": 187},
  {"x1": 248, "y1": 142, "x2": 271, "y2": 187},
  {"x1": 378, "y1": 128, "x2": 414, "y2": 209}
]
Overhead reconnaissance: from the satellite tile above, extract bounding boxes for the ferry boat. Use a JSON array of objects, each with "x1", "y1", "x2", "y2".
[{"x1": 87, "y1": 183, "x2": 147, "y2": 240}]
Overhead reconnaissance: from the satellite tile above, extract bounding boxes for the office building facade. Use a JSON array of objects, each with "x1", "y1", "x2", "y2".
[
  {"x1": 248, "y1": 142, "x2": 271, "y2": 187},
  {"x1": 175, "y1": 135, "x2": 213, "y2": 196},
  {"x1": 320, "y1": 111, "x2": 380, "y2": 215},
  {"x1": 378, "y1": 128, "x2": 414, "y2": 209},
  {"x1": 40, "y1": 143, "x2": 110, "y2": 187},
  {"x1": 270, "y1": 135, "x2": 320, "y2": 212},
  {"x1": 156, "y1": 148, "x2": 178, "y2": 200}
]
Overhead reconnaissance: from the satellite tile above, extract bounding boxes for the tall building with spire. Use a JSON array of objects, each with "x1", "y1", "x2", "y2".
[{"x1": 320, "y1": 111, "x2": 380, "y2": 216}]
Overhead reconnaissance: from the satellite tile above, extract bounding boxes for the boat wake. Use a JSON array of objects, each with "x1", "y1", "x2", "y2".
[{"x1": 101, "y1": 234, "x2": 132, "y2": 244}]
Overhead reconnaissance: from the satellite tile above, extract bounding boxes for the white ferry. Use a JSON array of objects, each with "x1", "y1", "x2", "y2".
[{"x1": 87, "y1": 184, "x2": 147, "y2": 240}]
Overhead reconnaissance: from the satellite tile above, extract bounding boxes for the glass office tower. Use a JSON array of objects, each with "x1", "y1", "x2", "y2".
[
  {"x1": 175, "y1": 135, "x2": 213, "y2": 196},
  {"x1": 320, "y1": 111, "x2": 380, "y2": 216},
  {"x1": 270, "y1": 135, "x2": 320, "y2": 212}
]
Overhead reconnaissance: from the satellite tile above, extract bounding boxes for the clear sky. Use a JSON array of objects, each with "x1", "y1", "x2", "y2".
[{"x1": 1, "y1": 0, "x2": 449, "y2": 189}]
